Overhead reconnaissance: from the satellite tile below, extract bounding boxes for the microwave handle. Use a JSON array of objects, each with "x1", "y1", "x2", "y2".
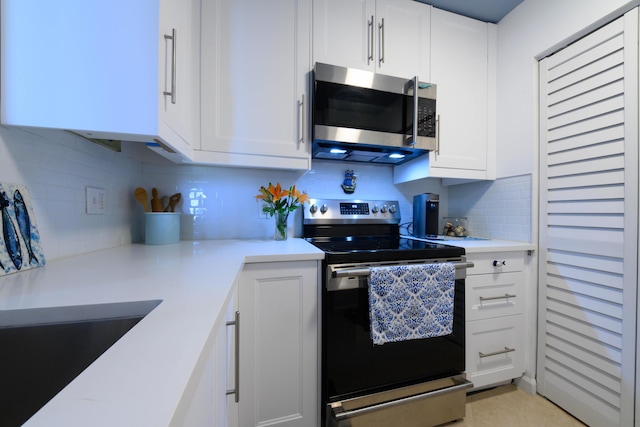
[{"x1": 411, "y1": 76, "x2": 419, "y2": 146}]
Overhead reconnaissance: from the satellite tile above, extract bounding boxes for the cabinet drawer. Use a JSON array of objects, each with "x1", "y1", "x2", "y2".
[
  {"x1": 466, "y1": 252, "x2": 525, "y2": 275},
  {"x1": 466, "y1": 272, "x2": 524, "y2": 320},
  {"x1": 466, "y1": 315, "x2": 525, "y2": 390}
]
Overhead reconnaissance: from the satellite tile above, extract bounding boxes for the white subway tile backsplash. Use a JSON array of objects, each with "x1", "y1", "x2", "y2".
[
  {"x1": 0, "y1": 126, "x2": 142, "y2": 261},
  {"x1": 1, "y1": 122, "x2": 532, "y2": 261},
  {"x1": 448, "y1": 175, "x2": 532, "y2": 242}
]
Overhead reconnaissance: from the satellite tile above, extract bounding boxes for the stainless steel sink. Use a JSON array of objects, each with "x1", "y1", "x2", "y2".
[{"x1": 0, "y1": 299, "x2": 162, "y2": 427}]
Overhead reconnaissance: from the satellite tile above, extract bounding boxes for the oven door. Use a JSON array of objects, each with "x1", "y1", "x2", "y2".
[{"x1": 322, "y1": 261, "x2": 472, "y2": 426}]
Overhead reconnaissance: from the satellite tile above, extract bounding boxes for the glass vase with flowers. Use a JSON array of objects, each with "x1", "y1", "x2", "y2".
[{"x1": 256, "y1": 183, "x2": 309, "y2": 240}]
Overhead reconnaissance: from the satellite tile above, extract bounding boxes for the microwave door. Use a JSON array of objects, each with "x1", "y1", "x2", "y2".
[{"x1": 314, "y1": 83, "x2": 410, "y2": 144}]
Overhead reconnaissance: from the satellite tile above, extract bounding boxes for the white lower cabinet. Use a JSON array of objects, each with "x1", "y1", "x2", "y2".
[
  {"x1": 238, "y1": 260, "x2": 319, "y2": 427},
  {"x1": 172, "y1": 285, "x2": 239, "y2": 426},
  {"x1": 465, "y1": 251, "x2": 526, "y2": 390}
]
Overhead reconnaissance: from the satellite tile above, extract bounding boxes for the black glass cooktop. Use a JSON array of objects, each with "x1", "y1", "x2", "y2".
[{"x1": 306, "y1": 236, "x2": 464, "y2": 263}]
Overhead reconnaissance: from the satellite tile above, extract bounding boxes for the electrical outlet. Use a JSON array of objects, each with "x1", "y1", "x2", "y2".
[
  {"x1": 86, "y1": 187, "x2": 106, "y2": 214},
  {"x1": 257, "y1": 203, "x2": 269, "y2": 219}
]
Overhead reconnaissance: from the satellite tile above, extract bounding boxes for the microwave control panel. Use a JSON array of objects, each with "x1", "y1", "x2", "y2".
[{"x1": 417, "y1": 98, "x2": 436, "y2": 138}]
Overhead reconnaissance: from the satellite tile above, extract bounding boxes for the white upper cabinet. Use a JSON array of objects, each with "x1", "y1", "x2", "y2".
[
  {"x1": 430, "y1": 8, "x2": 495, "y2": 179},
  {"x1": 0, "y1": 0, "x2": 200, "y2": 161},
  {"x1": 196, "y1": 0, "x2": 312, "y2": 170},
  {"x1": 394, "y1": 8, "x2": 497, "y2": 184},
  {"x1": 313, "y1": 0, "x2": 430, "y2": 80}
]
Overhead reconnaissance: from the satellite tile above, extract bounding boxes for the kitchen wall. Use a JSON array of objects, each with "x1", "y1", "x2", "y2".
[
  {"x1": 496, "y1": 0, "x2": 634, "y2": 179},
  {"x1": 0, "y1": 125, "x2": 141, "y2": 261}
]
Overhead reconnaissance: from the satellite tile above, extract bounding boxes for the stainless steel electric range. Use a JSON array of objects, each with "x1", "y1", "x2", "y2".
[{"x1": 303, "y1": 198, "x2": 474, "y2": 427}]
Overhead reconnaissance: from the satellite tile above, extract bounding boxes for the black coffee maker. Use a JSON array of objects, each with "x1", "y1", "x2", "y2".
[{"x1": 413, "y1": 193, "x2": 440, "y2": 238}]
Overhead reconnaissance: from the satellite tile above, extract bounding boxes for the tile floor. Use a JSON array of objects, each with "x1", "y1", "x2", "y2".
[{"x1": 444, "y1": 384, "x2": 587, "y2": 427}]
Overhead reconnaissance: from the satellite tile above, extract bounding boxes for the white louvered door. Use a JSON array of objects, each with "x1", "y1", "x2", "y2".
[{"x1": 538, "y1": 9, "x2": 638, "y2": 427}]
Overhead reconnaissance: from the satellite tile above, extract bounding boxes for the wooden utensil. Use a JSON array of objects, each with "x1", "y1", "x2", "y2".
[
  {"x1": 134, "y1": 187, "x2": 150, "y2": 212},
  {"x1": 165, "y1": 193, "x2": 181, "y2": 212},
  {"x1": 150, "y1": 188, "x2": 163, "y2": 212}
]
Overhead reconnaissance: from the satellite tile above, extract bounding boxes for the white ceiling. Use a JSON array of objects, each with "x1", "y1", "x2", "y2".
[{"x1": 416, "y1": 0, "x2": 525, "y2": 23}]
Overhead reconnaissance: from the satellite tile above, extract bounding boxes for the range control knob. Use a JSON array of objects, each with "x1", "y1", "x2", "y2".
[
  {"x1": 371, "y1": 205, "x2": 380, "y2": 213},
  {"x1": 381, "y1": 205, "x2": 388, "y2": 213},
  {"x1": 389, "y1": 204, "x2": 397, "y2": 213},
  {"x1": 309, "y1": 204, "x2": 318, "y2": 214},
  {"x1": 320, "y1": 204, "x2": 329, "y2": 214}
]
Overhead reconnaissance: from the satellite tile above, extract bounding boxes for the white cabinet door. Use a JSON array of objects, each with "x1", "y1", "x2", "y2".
[
  {"x1": 375, "y1": 0, "x2": 430, "y2": 80},
  {"x1": 0, "y1": 0, "x2": 198, "y2": 161},
  {"x1": 313, "y1": 0, "x2": 430, "y2": 80},
  {"x1": 197, "y1": 0, "x2": 311, "y2": 170},
  {"x1": 171, "y1": 285, "x2": 238, "y2": 426},
  {"x1": 313, "y1": 0, "x2": 376, "y2": 72},
  {"x1": 157, "y1": 0, "x2": 200, "y2": 158},
  {"x1": 429, "y1": 8, "x2": 494, "y2": 178},
  {"x1": 238, "y1": 261, "x2": 319, "y2": 427}
]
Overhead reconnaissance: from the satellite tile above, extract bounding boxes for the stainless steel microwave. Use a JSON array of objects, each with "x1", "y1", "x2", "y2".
[{"x1": 312, "y1": 62, "x2": 436, "y2": 165}]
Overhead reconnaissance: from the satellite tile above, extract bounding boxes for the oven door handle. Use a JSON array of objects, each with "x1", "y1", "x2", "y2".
[
  {"x1": 332, "y1": 261, "x2": 474, "y2": 278},
  {"x1": 330, "y1": 376, "x2": 473, "y2": 421}
]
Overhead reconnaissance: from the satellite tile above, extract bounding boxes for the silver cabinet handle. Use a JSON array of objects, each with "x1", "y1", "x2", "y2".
[
  {"x1": 225, "y1": 311, "x2": 240, "y2": 403},
  {"x1": 163, "y1": 28, "x2": 177, "y2": 104},
  {"x1": 479, "y1": 347, "x2": 515, "y2": 358},
  {"x1": 479, "y1": 294, "x2": 517, "y2": 302},
  {"x1": 298, "y1": 94, "x2": 305, "y2": 144},
  {"x1": 332, "y1": 376, "x2": 472, "y2": 421},
  {"x1": 378, "y1": 18, "x2": 385, "y2": 65},
  {"x1": 368, "y1": 16, "x2": 374, "y2": 64}
]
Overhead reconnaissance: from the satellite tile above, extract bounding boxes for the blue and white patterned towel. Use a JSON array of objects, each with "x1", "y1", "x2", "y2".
[{"x1": 368, "y1": 263, "x2": 455, "y2": 345}]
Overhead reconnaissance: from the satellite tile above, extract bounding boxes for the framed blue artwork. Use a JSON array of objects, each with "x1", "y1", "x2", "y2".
[{"x1": 0, "y1": 183, "x2": 46, "y2": 276}]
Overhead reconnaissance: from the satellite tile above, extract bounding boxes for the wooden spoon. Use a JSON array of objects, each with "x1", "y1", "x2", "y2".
[
  {"x1": 150, "y1": 188, "x2": 163, "y2": 212},
  {"x1": 134, "y1": 187, "x2": 150, "y2": 212},
  {"x1": 166, "y1": 193, "x2": 181, "y2": 212}
]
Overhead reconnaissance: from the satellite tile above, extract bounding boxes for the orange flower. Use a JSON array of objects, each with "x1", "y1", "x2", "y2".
[
  {"x1": 268, "y1": 182, "x2": 289, "y2": 201},
  {"x1": 255, "y1": 182, "x2": 309, "y2": 217},
  {"x1": 290, "y1": 185, "x2": 309, "y2": 204}
]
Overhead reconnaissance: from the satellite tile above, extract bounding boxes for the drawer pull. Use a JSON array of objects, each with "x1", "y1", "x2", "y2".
[
  {"x1": 493, "y1": 260, "x2": 506, "y2": 267},
  {"x1": 479, "y1": 294, "x2": 516, "y2": 302},
  {"x1": 479, "y1": 347, "x2": 515, "y2": 358}
]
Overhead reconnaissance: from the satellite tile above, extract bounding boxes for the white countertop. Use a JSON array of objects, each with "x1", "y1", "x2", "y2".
[
  {"x1": 0, "y1": 239, "x2": 324, "y2": 427},
  {"x1": 402, "y1": 235, "x2": 536, "y2": 253}
]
